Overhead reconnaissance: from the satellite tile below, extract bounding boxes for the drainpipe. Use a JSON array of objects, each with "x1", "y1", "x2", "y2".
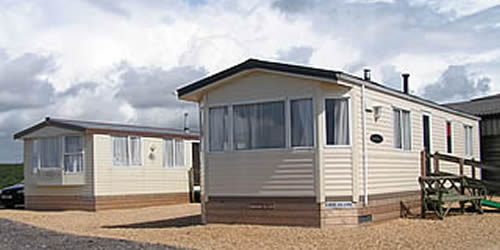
[{"x1": 361, "y1": 82, "x2": 368, "y2": 206}]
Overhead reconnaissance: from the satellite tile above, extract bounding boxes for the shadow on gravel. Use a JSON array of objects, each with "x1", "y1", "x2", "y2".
[
  {"x1": 0, "y1": 218, "x2": 183, "y2": 250},
  {"x1": 103, "y1": 215, "x2": 202, "y2": 229}
]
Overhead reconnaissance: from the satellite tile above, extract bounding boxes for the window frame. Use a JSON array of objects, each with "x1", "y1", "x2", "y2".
[
  {"x1": 289, "y1": 96, "x2": 315, "y2": 149},
  {"x1": 464, "y1": 125, "x2": 474, "y2": 157},
  {"x1": 32, "y1": 135, "x2": 85, "y2": 174},
  {"x1": 323, "y1": 96, "x2": 352, "y2": 148},
  {"x1": 208, "y1": 105, "x2": 230, "y2": 153},
  {"x1": 446, "y1": 121, "x2": 453, "y2": 154},
  {"x1": 393, "y1": 107, "x2": 412, "y2": 152},
  {"x1": 111, "y1": 135, "x2": 143, "y2": 167},
  {"x1": 163, "y1": 138, "x2": 186, "y2": 168}
]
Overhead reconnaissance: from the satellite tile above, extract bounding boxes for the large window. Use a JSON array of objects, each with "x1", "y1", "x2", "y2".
[
  {"x1": 112, "y1": 136, "x2": 142, "y2": 166},
  {"x1": 233, "y1": 101, "x2": 285, "y2": 150},
  {"x1": 393, "y1": 108, "x2": 411, "y2": 150},
  {"x1": 464, "y1": 125, "x2": 473, "y2": 156},
  {"x1": 32, "y1": 136, "x2": 84, "y2": 173},
  {"x1": 446, "y1": 121, "x2": 452, "y2": 153},
  {"x1": 325, "y1": 98, "x2": 350, "y2": 145},
  {"x1": 209, "y1": 106, "x2": 229, "y2": 152},
  {"x1": 291, "y1": 98, "x2": 314, "y2": 147},
  {"x1": 164, "y1": 139, "x2": 185, "y2": 167}
]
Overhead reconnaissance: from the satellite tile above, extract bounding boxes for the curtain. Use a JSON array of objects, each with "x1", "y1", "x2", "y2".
[
  {"x1": 130, "y1": 136, "x2": 142, "y2": 165},
  {"x1": 31, "y1": 140, "x2": 39, "y2": 174},
  {"x1": 465, "y1": 126, "x2": 473, "y2": 155},
  {"x1": 291, "y1": 99, "x2": 314, "y2": 147},
  {"x1": 209, "y1": 106, "x2": 228, "y2": 152},
  {"x1": 39, "y1": 137, "x2": 62, "y2": 169},
  {"x1": 175, "y1": 139, "x2": 185, "y2": 167},
  {"x1": 112, "y1": 136, "x2": 129, "y2": 166},
  {"x1": 64, "y1": 136, "x2": 83, "y2": 173},
  {"x1": 402, "y1": 110, "x2": 411, "y2": 150},
  {"x1": 393, "y1": 109, "x2": 402, "y2": 149},
  {"x1": 164, "y1": 139, "x2": 174, "y2": 167},
  {"x1": 326, "y1": 99, "x2": 350, "y2": 145},
  {"x1": 233, "y1": 101, "x2": 285, "y2": 150}
]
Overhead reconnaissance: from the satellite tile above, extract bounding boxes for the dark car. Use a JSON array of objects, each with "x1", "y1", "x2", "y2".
[{"x1": 0, "y1": 182, "x2": 24, "y2": 208}]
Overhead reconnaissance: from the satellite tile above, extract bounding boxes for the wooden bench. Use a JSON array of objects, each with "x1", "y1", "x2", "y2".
[{"x1": 419, "y1": 174, "x2": 486, "y2": 219}]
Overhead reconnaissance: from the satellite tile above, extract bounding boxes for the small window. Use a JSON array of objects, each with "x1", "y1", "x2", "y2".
[
  {"x1": 393, "y1": 108, "x2": 411, "y2": 150},
  {"x1": 446, "y1": 121, "x2": 452, "y2": 153},
  {"x1": 464, "y1": 125, "x2": 473, "y2": 156},
  {"x1": 112, "y1": 136, "x2": 142, "y2": 166},
  {"x1": 325, "y1": 98, "x2": 350, "y2": 145},
  {"x1": 64, "y1": 136, "x2": 84, "y2": 173},
  {"x1": 209, "y1": 106, "x2": 229, "y2": 152},
  {"x1": 35, "y1": 137, "x2": 62, "y2": 169},
  {"x1": 233, "y1": 101, "x2": 285, "y2": 150},
  {"x1": 164, "y1": 139, "x2": 185, "y2": 167},
  {"x1": 31, "y1": 136, "x2": 84, "y2": 173},
  {"x1": 291, "y1": 98, "x2": 314, "y2": 147}
]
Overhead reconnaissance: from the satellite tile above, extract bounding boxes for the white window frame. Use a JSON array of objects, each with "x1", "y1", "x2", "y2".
[
  {"x1": 464, "y1": 125, "x2": 474, "y2": 157},
  {"x1": 393, "y1": 107, "x2": 412, "y2": 151},
  {"x1": 289, "y1": 95, "x2": 316, "y2": 149},
  {"x1": 323, "y1": 96, "x2": 352, "y2": 148},
  {"x1": 32, "y1": 135, "x2": 85, "y2": 174},
  {"x1": 111, "y1": 135, "x2": 143, "y2": 167},
  {"x1": 163, "y1": 138, "x2": 186, "y2": 168}
]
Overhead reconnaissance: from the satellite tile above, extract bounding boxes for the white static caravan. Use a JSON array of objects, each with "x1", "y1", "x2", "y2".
[
  {"x1": 14, "y1": 117, "x2": 199, "y2": 211},
  {"x1": 178, "y1": 59, "x2": 481, "y2": 227}
]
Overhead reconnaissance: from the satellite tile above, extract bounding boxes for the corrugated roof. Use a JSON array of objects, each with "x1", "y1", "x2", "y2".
[
  {"x1": 14, "y1": 117, "x2": 199, "y2": 140},
  {"x1": 445, "y1": 94, "x2": 500, "y2": 116}
]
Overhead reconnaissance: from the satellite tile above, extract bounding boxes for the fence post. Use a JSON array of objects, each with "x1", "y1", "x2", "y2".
[
  {"x1": 459, "y1": 158, "x2": 464, "y2": 176},
  {"x1": 433, "y1": 152, "x2": 440, "y2": 174},
  {"x1": 420, "y1": 150, "x2": 426, "y2": 177},
  {"x1": 471, "y1": 158, "x2": 476, "y2": 180}
]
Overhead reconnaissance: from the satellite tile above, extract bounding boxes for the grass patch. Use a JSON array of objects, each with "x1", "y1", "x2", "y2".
[{"x1": 0, "y1": 163, "x2": 23, "y2": 189}]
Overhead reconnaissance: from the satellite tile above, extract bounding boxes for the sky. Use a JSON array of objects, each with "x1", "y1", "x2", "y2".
[{"x1": 0, "y1": 0, "x2": 499, "y2": 162}]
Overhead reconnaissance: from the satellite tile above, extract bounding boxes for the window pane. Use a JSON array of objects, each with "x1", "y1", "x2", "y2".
[
  {"x1": 233, "y1": 101, "x2": 285, "y2": 150},
  {"x1": 393, "y1": 109, "x2": 402, "y2": 149},
  {"x1": 64, "y1": 155, "x2": 83, "y2": 173},
  {"x1": 112, "y1": 136, "x2": 128, "y2": 166},
  {"x1": 402, "y1": 110, "x2": 411, "y2": 150},
  {"x1": 209, "y1": 106, "x2": 229, "y2": 152},
  {"x1": 32, "y1": 140, "x2": 39, "y2": 173},
  {"x1": 175, "y1": 140, "x2": 185, "y2": 166},
  {"x1": 39, "y1": 137, "x2": 62, "y2": 169},
  {"x1": 291, "y1": 99, "x2": 314, "y2": 147},
  {"x1": 326, "y1": 99, "x2": 350, "y2": 145},
  {"x1": 65, "y1": 136, "x2": 83, "y2": 153},
  {"x1": 446, "y1": 122, "x2": 452, "y2": 153},
  {"x1": 130, "y1": 136, "x2": 142, "y2": 165},
  {"x1": 164, "y1": 139, "x2": 174, "y2": 167}
]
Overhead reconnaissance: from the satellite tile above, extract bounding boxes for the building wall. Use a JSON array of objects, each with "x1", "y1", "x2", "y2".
[
  {"x1": 93, "y1": 134, "x2": 193, "y2": 196},
  {"x1": 203, "y1": 71, "x2": 320, "y2": 198}
]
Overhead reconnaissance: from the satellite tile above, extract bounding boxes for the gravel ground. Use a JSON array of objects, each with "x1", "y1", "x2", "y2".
[
  {"x1": 0, "y1": 218, "x2": 181, "y2": 250},
  {"x1": 0, "y1": 203, "x2": 499, "y2": 250}
]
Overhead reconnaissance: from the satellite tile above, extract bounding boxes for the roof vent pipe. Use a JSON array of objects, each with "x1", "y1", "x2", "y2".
[
  {"x1": 183, "y1": 113, "x2": 190, "y2": 134},
  {"x1": 402, "y1": 73, "x2": 410, "y2": 94},
  {"x1": 363, "y1": 69, "x2": 371, "y2": 81}
]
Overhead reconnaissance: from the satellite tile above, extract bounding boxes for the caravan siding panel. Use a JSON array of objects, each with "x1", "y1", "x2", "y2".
[
  {"x1": 206, "y1": 151, "x2": 315, "y2": 196},
  {"x1": 93, "y1": 135, "x2": 192, "y2": 196}
]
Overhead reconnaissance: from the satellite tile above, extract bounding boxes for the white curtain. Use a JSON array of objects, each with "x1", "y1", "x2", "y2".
[
  {"x1": 112, "y1": 136, "x2": 129, "y2": 166},
  {"x1": 39, "y1": 137, "x2": 62, "y2": 169},
  {"x1": 291, "y1": 99, "x2": 314, "y2": 147},
  {"x1": 31, "y1": 139, "x2": 39, "y2": 174},
  {"x1": 402, "y1": 110, "x2": 411, "y2": 150},
  {"x1": 164, "y1": 139, "x2": 174, "y2": 167},
  {"x1": 465, "y1": 126, "x2": 473, "y2": 156},
  {"x1": 393, "y1": 109, "x2": 402, "y2": 149},
  {"x1": 130, "y1": 136, "x2": 142, "y2": 165},
  {"x1": 175, "y1": 139, "x2": 185, "y2": 167},
  {"x1": 64, "y1": 136, "x2": 83, "y2": 173},
  {"x1": 326, "y1": 99, "x2": 350, "y2": 145},
  {"x1": 209, "y1": 106, "x2": 228, "y2": 152},
  {"x1": 233, "y1": 101, "x2": 285, "y2": 150}
]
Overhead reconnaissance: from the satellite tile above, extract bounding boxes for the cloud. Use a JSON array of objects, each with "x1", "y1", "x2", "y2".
[
  {"x1": 276, "y1": 46, "x2": 314, "y2": 64},
  {"x1": 271, "y1": 0, "x2": 316, "y2": 14},
  {"x1": 380, "y1": 65, "x2": 403, "y2": 90},
  {"x1": 422, "y1": 65, "x2": 491, "y2": 102},
  {"x1": 83, "y1": 0, "x2": 130, "y2": 18}
]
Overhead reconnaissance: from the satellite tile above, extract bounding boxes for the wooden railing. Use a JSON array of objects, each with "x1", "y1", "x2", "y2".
[{"x1": 420, "y1": 151, "x2": 487, "y2": 179}]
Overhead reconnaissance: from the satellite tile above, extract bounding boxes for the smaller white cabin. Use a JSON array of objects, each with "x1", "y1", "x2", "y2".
[
  {"x1": 14, "y1": 117, "x2": 200, "y2": 211},
  {"x1": 178, "y1": 59, "x2": 481, "y2": 227}
]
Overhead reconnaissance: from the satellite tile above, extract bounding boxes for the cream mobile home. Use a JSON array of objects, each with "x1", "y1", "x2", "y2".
[
  {"x1": 14, "y1": 117, "x2": 199, "y2": 211},
  {"x1": 177, "y1": 59, "x2": 481, "y2": 227}
]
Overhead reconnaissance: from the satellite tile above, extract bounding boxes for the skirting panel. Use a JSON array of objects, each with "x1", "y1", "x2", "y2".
[
  {"x1": 205, "y1": 196, "x2": 320, "y2": 227},
  {"x1": 25, "y1": 192, "x2": 190, "y2": 211}
]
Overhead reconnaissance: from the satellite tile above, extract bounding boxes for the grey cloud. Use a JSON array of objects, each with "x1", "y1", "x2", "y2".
[
  {"x1": 58, "y1": 82, "x2": 99, "y2": 97},
  {"x1": 84, "y1": 0, "x2": 130, "y2": 18},
  {"x1": 0, "y1": 52, "x2": 56, "y2": 111},
  {"x1": 422, "y1": 65, "x2": 490, "y2": 103},
  {"x1": 114, "y1": 64, "x2": 207, "y2": 109},
  {"x1": 380, "y1": 65, "x2": 403, "y2": 90},
  {"x1": 271, "y1": 0, "x2": 316, "y2": 14},
  {"x1": 277, "y1": 46, "x2": 314, "y2": 64}
]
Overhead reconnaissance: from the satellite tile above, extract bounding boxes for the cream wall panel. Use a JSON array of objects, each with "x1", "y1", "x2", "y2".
[{"x1": 93, "y1": 135, "x2": 191, "y2": 196}]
